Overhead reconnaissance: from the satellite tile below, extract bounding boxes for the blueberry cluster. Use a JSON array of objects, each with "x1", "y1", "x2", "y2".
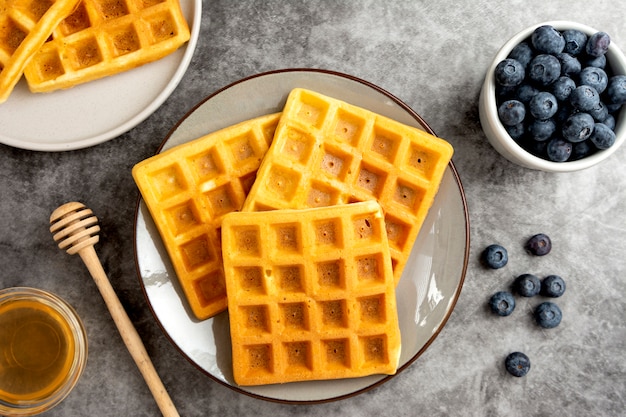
[
  {"x1": 495, "y1": 25, "x2": 625, "y2": 162},
  {"x1": 482, "y1": 233, "x2": 567, "y2": 376}
]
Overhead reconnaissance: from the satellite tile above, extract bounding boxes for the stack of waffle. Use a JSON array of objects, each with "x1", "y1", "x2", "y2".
[{"x1": 133, "y1": 88, "x2": 454, "y2": 385}]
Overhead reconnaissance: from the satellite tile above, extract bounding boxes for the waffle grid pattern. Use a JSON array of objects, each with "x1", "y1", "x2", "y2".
[
  {"x1": 222, "y1": 200, "x2": 401, "y2": 386},
  {"x1": 0, "y1": 0, "x2": 81, "y2": 102},
  {"x1": 132, "y1": 113, "x2": 281, "y2": 320},
  {"x1": 24, "y1": 0, "x2": 190, "y2": 92},
  {"x1": 242, "y1": 88, "x2": 454, "y2": 283}
]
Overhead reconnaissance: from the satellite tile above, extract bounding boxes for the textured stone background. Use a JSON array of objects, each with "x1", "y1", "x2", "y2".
[{"x1": 1, "y1": 1, "x2": 624, "y2": 416}]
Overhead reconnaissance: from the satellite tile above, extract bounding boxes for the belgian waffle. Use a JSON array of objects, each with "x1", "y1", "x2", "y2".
[
  {"x1": 23, "y1": 0, "x2": 190, "y2": 93},
  {"x1": 221, "y1": 200, "x2": 401, "y2": 386},
  {"x1": 132, "y1": 113, "x2": 281, "y2": 320},
  {"x1": 0, "y1": 0, "x2": 81, "y2": 103},
  {"x1": 242, "y1": 88, "x2": 454, "y2": 284}
]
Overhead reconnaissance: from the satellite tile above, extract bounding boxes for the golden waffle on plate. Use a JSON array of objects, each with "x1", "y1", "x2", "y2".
[
  {"x1": 242, "y1": 88, "x2": 454, "y2": 284},
  {"x1": 132, "y1": 113, "x2": 281, "y2": 320},
  {"x1": 0, "y1": 0, "x2": 81, "y2": 103},
  {"x1": 221, "y1": 200, "x2": 401, "y2": 386},
  {"x1": 23, "y1": 0, "x2": 190, "y2": 93}
]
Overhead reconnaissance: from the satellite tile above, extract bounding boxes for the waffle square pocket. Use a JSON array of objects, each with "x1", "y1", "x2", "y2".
[{"x1": 221, "y1": 200, "x2": 402, "y2": 386}]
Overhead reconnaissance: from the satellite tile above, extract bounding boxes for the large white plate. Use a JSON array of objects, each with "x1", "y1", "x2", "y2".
[
  {"x1": 133, "y1": 69, "x2": 470, "y2": 403},
  {"x1": 0, "y1": 0, "x2": 201, "y2": 152}
]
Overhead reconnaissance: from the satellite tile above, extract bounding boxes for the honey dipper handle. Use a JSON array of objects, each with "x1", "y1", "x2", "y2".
[{"x1": 78, "y1": 246, "x2": 180, "y2": 417}]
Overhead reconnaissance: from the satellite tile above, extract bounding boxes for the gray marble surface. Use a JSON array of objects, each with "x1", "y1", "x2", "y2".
[{"x1": 1, "y1": 1, "x2": 625, "y2": 416}]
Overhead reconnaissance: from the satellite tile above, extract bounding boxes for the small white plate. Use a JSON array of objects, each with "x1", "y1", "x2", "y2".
[
  {"x1": 133, "y1": 69, "x2": 470, "y2": 403},
  {"x1": 0, "y1": 0, "x2": 201, "y2": 152}
]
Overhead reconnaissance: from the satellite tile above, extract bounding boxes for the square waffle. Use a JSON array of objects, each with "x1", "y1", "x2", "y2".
[
  {"x1": 132, "y1": 113, "x2": 281, "y2": 320},
  {"x1": 242, "y1": 88, "x2": 454, "y2": 284},
  {"x1": 221, "y1": 200, "x2": 401, "y2": 386},
  {"x1": 0, "y1": 0, "x2": 81, "y2": 103},
  {"x1": 23, "y1": 0, "x2": 190, "y2": 93}
]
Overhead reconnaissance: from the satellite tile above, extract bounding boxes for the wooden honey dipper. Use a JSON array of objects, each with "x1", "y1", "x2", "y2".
[{"x1": 50, "y1": 202, "x2": 180, "y2": 417}]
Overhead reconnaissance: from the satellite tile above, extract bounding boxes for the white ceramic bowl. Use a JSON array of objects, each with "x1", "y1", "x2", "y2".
[{"x1": 479, "y1": 21, "x2": 626, "y2": 172}]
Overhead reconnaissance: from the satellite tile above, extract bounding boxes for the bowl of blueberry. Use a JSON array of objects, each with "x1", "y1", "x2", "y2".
[{"x1": 479, "y1": 21, "x2": 626, "y2": 171}]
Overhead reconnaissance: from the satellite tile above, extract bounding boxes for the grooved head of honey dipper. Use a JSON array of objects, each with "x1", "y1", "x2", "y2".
[{"x1": 50, "y1": 202, "x2": 100, "y2": 255}]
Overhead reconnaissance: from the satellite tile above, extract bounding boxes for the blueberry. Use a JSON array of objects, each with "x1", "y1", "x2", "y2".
[
  {"x1": 541, "y1": 275, "x2": 566, "y2": 298},
  {"x1": 556, "y1": 53, "x2": 581, "y2": 76},
  {"x1": 508, "y1": 42, "x2": 534, "y2": 68},
  {"x1": 525, "y1": 233, "x2": 552, "y2": 256},
  {"x1": 498, "y1": 100, "x2": 526, "y2": 126},
  {"x1": 505, "y1": 352, "x2": 531, "y2": 377},
  {"x1": 528, "y1": 54, "x2": 561, "y2": 86},
  {"x1": 527, "y1": 118, "x2": 556, "y2": 141},
  {"x1": 489, "y1": 291, "x2": 515, "y2": 316},
  {"x1": 562, "y1": 29, "x2": 588, "y2": 55},
  {"x1": 532, "y1": 25, "x2": 565, "y2": 54},
  {"x1": 589, "y1": 101, "x2": 609, "y2": 123},
  {"x1": 579, "y1": 66, "x2": 608, "y2": 94},
  {"x1": 562, "y1": 112, "x2": 595, "y2": 143},
  {"x1": 551, "y1": 76, "x2": 577, "y2": 102},
  {"x1": 529, "y1": 91, "x2": 558, "y2": 120},
  {"x1": 513, "y1": 273, "x2": 541, "y2": 297},
  {"x1": 589, "y1": 123, "x2": 616, "y2": 150},
  {"x1": 571, "y1": 140, "x2": 594, "y2": 160},
  {"x1": 583, "y1": 53, "x2": 606, "y2": 69},
  {"x1": 607, "y1": 75, "x2": 626, "y2": 105},
  {"x1": 586, "y1": 32, "x2": 610, "y2": 57},
  {"x1": 515, "y1": 83, "x2": 539, "y2": 103},
  {"x1": 495, "y1": 58, "x2": 526, "y2": 87},
  {"x1": 506, "y1": 122, "x2": 526, "y2": 140},
  {"x1": 482, "y1": 244, "x2": 508, "y2": 269},
  {"x1": 603, "y1": 114, "x2": 616, "y2": 130},
  {"x1": 534, "y1": 301, "x2": 562, "y2": 328},
  {"x1": 570, "y1": 85, "x2": 600, "y2": 112},
  {"x1": 546, "y1": 137, "x2": 573, "y2": 162}
]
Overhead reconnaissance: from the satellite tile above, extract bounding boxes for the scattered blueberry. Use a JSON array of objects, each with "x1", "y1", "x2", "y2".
[
  {"x1": 562, "y1": 29, "x2": 587, "y2": 55},
  {"x1": 607, "y1": 75, "x2": 626, "y2": 105},
  {"x1": 493, "y1": 25, "x2": 622, "y2": 162},
  {"x1": 528, "y1": 54, "x2": 561, "y2": 86},
  {"x1": 489, "y1": 291, "x2": 516, "y2": 316},
  {"x1": 579, "y1": 66, "x2": 608, "y2": 94},
  {"x1": 569, "y1": 85, "x2": 600, "y2": 112},
  {"x1": 525, "y1": 233, "x2": 552, "y2": 256},
  {"x1": 513, "y1": 273, "x2": 541, "y2": 297},
  {"x1": 541, "y1": 275, "x2": 566, "y2": 298},
  {"x1": 529, "y1": 91, "x2": 558, "y2": 120},
  {"x1": 482, "y1": 244, "x2": 509, "y2": 269},
  {"x1": 505, "y1": 352, "x2": 531, "y2": 377},
  {"x1": 531, "y1": 25, "x2": 565, "y2": 54},
  {"x1": 495, "y1": 58, "x2": 526, "y2": 87},
  {"x1": 498, "y1": 100, "x2": 526, "y2": 126},
  {"x1": 590, "y1": 123, "x2": 616, "y2": 150},
  {"x1": 562, "y1": 112, "x2": 595, "y2": 143},
  {"x1": 585, "y1": 31, "x2": 611, "y2": 57},
  {"x1": 546, "y1": 137, "x2": 573, "y2": 162},
  {"x1": 534, "y1": 301, "x2": 562, "y2": 328}
]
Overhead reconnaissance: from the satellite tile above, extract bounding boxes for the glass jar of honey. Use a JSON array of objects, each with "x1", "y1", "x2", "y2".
[{"x1": 0, "y1": 287, "x2": 87, "y2": 416}]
